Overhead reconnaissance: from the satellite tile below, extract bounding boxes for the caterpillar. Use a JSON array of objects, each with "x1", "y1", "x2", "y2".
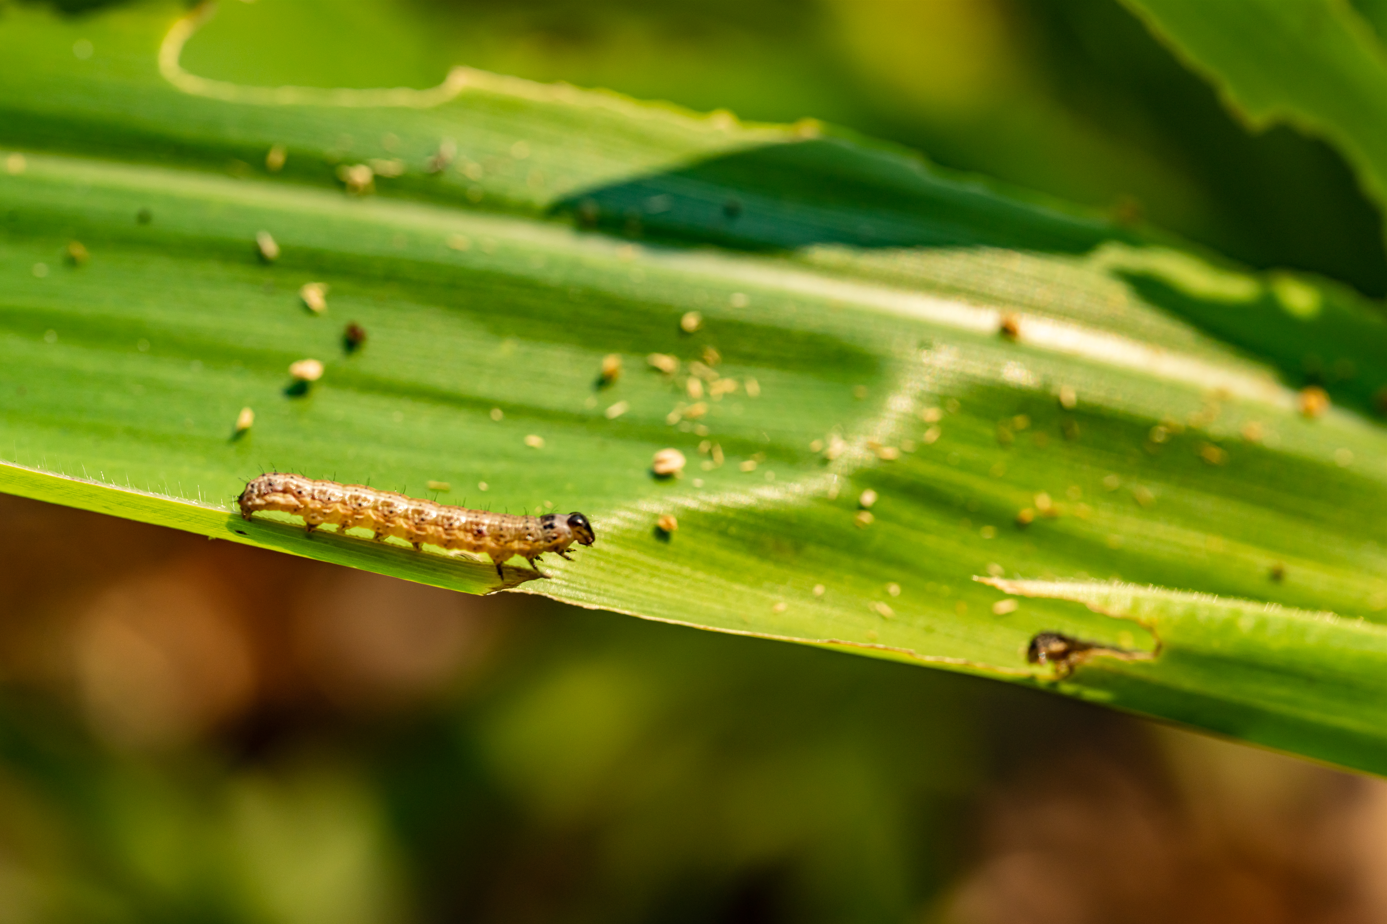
[{"x1": 237, "y1": 473, "x2": 595, "y2": 577}]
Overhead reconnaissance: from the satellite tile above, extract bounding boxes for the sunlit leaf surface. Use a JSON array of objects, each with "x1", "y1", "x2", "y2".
[{"x1": 6, "y1": 0, "x2": 1387, "y2": 771}]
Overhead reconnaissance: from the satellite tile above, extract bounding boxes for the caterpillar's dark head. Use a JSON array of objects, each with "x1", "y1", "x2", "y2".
[{"x1": 567, "y1": 512, "x2": 596, "y2": 545}]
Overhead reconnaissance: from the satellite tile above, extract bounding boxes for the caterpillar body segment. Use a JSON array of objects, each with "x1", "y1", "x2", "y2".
[{"x1": 237, "y1": 473, "x2": 595, "y2": 576}]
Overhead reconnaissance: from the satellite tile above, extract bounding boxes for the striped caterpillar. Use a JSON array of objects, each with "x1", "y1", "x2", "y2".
[{"x1": 238, "y1": 473, "x2": 595, "y2": 577}]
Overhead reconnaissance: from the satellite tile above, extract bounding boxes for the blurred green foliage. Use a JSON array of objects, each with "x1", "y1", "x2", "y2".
[{"x1": 365, "y1": 0, "x2": 1384, "y2": 296}]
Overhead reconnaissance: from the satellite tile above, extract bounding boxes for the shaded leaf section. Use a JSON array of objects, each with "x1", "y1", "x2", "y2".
[{"x1": 1123, "y1": 0, "x2": 1387, "y2": 222}]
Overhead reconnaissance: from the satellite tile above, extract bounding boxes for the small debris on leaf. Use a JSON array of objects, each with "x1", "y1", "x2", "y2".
[
  {"x1": 647, "y1": 353, "x2": 679, "y2": 375},
  {"x1": 1299, "y1": 385, "x2": 1330, "y2": 418},
  {"x1": 343, "y1": 322, "x2": 367, "y2": 352},
  {"x1": 256, "y1": 231, "x2": 280, "y2": 262},
  {"x1": 652, "y1": 448, "x2": 686, "y2": 476},
  {"x1": 337, "y1": 163, "x2": 374, "y2": 195},
  {"x1": 299, "y1": 282, "x2": 328, "y2": 314},
  {"x1": 288, "y1": 358, "x2": 323, "y2": 381}
]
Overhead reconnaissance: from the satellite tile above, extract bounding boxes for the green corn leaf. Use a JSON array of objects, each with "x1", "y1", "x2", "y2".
[{"x1": 6, "y1": 0, "x2": 1387, "y2": 772}]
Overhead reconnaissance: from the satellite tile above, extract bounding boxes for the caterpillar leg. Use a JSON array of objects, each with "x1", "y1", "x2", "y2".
[
  {"x1": 494, "y1": 559, "x2": 505, "y2": 578},
  {"x1": 557, "y1": 549, "x2": 574, "y2": 561},
  {"x1": 524, "y1": 555, "x2": 548, "y2": 577}
]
